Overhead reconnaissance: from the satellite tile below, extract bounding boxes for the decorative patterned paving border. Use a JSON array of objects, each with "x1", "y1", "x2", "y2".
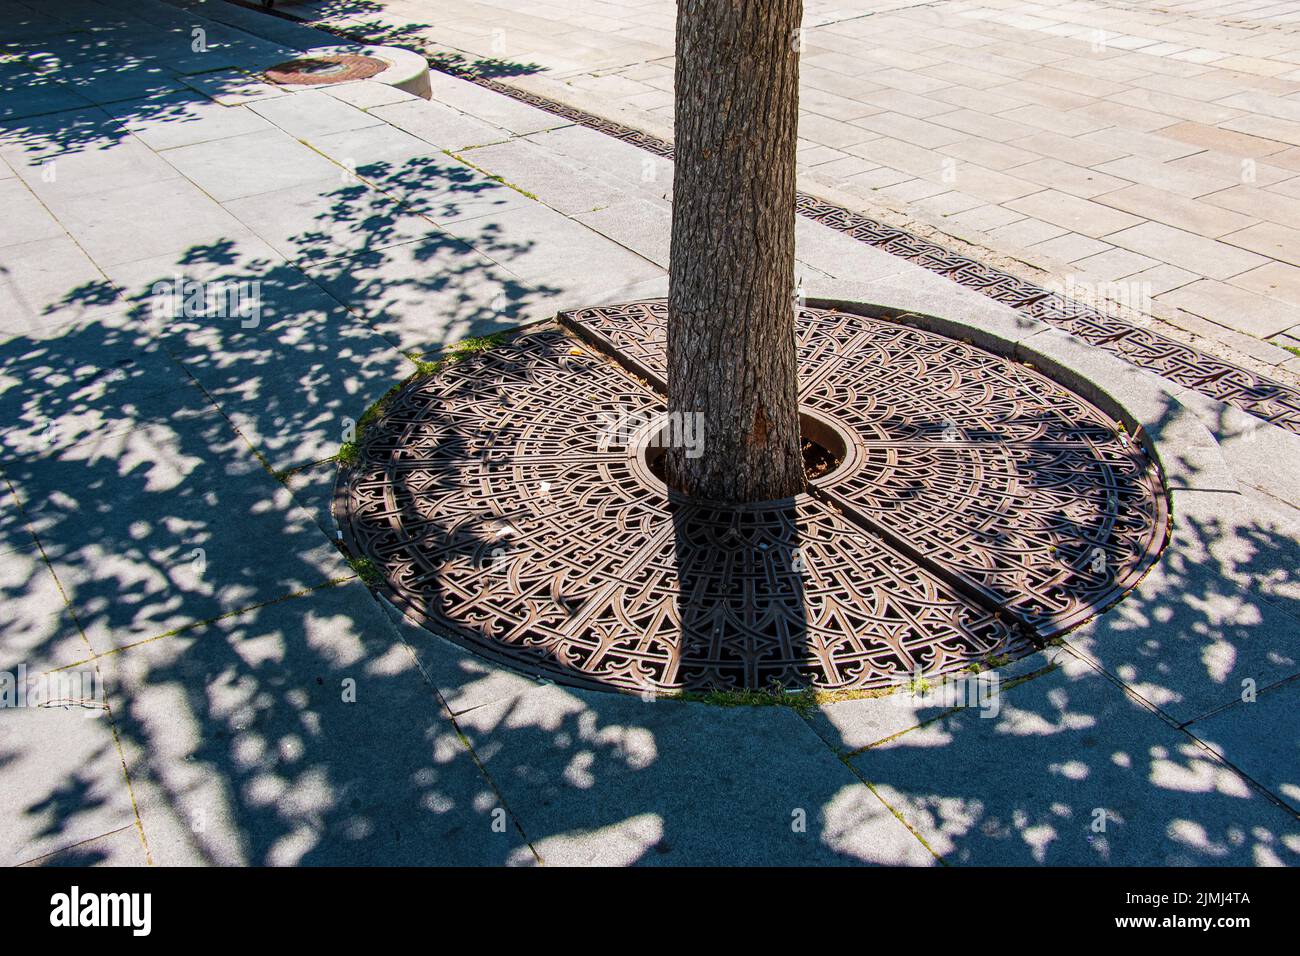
[{"x1": 265, "y1": 6, "x2": 1300, "y2": 435}]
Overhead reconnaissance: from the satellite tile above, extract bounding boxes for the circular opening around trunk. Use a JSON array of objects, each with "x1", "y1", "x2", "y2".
[{"x1": 639, "y1": 409, "x2": 853, "y2": 498}]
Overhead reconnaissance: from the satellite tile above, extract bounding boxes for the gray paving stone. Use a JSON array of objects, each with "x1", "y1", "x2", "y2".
[
  {"x1": 524, "y1": 125, "x2": 673, "y2": 202},
  {"x1": 1095, "y1": 184, "x2": 1259, "y2": 240},
  {"x1": 1170, "y1": 385, "x2": 1300, "y2": 511},
  {"x1": 105, "y1": 237, "x2": 407, "y2": 472},
  {"x1": 369, "y1": 98, "x2": 513, "y2": 152},
  {"x1": 373, "y1": 595, "x2": 547, "y2": 719},
  {"x1": 794, "y1": 216, "x2": 913, "y2": 283},
  {"x1": 247, "y1": 89, "x2": 385, "y2": 140},
  {"x1": 1168, "y1": 487, "x2": 1300, "y2": 614},
  {"x1": 0, "y1": 591, "x2": 89, "y2": 680},
  {"x1": 1106, "y1": 223, "x2": 1269, "y2": 283},
  {"x1": 5, "y1": 407, "x2": 348, "y2": 655},
  {"x1": 169, "y1": 297, "x2": 414, "y2": 471},
  {"x1": 1031, "y1": 232, "x2": 1112, "y2": 264},
  {"x1": 0, "y1": 339, "x2": 201, "y2": 463},
  {"x1": 809, "y1": 271, "x2": 1046, "y2": 356},
  {"x1": 102, "y1": 581, "x2": 510, "y2": 865},
  {"x1": 61, "y1": 59, "x2": 187, "y2": 107},
  {"x1": 306, "y1": 123, "x2": 442, "y2": 172},
  {"x1": 0, "y1": 78, "x2": 92, "y2": 122},
  {"x1": 456, "y1": 683, "x2": 935, "y2": 865},
  {"x1": 425, "y1": 71, "x2": 571, "y2": 136},
  {"x1": 102, "y1": 91, "x2": 278, "y2": 151},
  {"x1": 9, "y1": 132, "x2": 182, "y2": 201},
  {"x1": 283, "y1": 461, "x2": 340, "y2": 543},
  {"x1": 0, "y1": 547, "x2": 70, "y2": 665},
  {"x1": 1187, "y1": 678, "x2": 1300, "y2": 815},
  {"x1": 573, "y1": 197, "x2": 671, "y2": 268},
  {"x1": 324, "y1": 80, "x2": 419, "y2": 111},
  {"x1": 304, "y1": 231, "x2": 533, "y2": 354},
  {"x1": 180, "y1": 69, "x2": 287, "y2": 107},
  {"x1": 853, "y1": 661, "x2": 1300, "y2": 865},
  {"x1": 810, "y1": 691, "x2": 960, "y2": 756},
  {"x1": 0, "y1": 235, "x2": 124, "y2": 338},
  {"x1": 126, "y1": 45, "x2": 242, "y2": 79},
  {"x1": 335, "y1": 147, "x2": 534, "y2": 226},
  {"x1": 518, "y1": 269, "x2": 671, "y2": 320},
  {"x1": 0, "y1": 703, "x2": 138, "y2": 866},
  {"x1": 442, "y1": 201, "x2": 662, "y2": 284},
  {"x1": 1007, "y1": 189, "x2": 1144, "y2": 239},
  {"x1": 222, "y1": 176, "x2": 435, "y2": 265},
  {"x1": 0, "y1": 477, "x2": 36, "y2": 558},
  {"x1": 1159, "y1": 278, "x2": 1298, "y2": 338},
  {"x1": 43, "y1": 176, "x2": 255, "y2": 267},
  {"x1": 163, "y1": 128, "x2": 344, "y2": 202},
  {"x1": 1066, "y1": 492, "x2": 1300, "y2": 725},
  {"x1": 989, "y1": 216, "x2": 1069, "y2": 248},
  {"x1": 0, "y1": 178, "x2": 70, "y2": 248},
  {"x1": 809, "y1": 646, "x2": 1069, "y2": 754},
  {"x1": 458, "y1": 137, "x2": 636, "y2": 215}
]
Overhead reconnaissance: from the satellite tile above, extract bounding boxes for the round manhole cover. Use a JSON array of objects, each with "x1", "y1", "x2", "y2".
[
  {"x1": 337, "y1": 301, "x2": 1168, "y2": 695},
  {"x1": 264, "y1": 54, "x2": 388, "y2": 86}
]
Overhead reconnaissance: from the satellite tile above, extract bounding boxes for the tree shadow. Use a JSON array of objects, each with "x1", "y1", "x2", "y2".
[
  {"x1": 828, "y1": 395, "x2": 1300, "y2": 866},
  {"x1": 3, "y1": 0, "x2": 1297, "y2": 868}
]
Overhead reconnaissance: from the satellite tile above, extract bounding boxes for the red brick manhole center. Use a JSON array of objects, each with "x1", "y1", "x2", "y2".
[
  {"x1": 264, "y1": 54, "x2": 388, "y2": 86},
  {"x1": 337, "y1": 301, "x2": 1169, "y2": 695}
]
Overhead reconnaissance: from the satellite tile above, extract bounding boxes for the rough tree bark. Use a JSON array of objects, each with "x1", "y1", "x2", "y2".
[{"x1": 666, "y1": 0, "x2": 805, "y2": 503}]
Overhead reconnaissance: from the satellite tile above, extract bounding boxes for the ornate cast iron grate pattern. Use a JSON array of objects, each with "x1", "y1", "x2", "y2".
[
  {"x1": 270, "y1": 9, "x2": 1300, "y2": 435},
  {"x1": 339, "y1": 303, "x2": 1168, "y2": 694}
]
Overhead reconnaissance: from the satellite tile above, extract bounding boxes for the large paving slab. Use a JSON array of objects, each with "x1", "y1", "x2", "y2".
[
  {"x1": 20, "y1": 825, "x2": 149, "y2": 867},
  {"x1": 160, "y1": 128, "x2": 345, "y2": 202},
  {"x1": 3, "y1": 401, "x2": 349, "y2": 655},
  {"x1": 850, "y1": 655, "x2": 1300, "y2": 866},
  {"x1": 41, "y1": 176, "x2": 257, "y2": 267},
  {"x1": 453, "y1": 682, "x2": 936, "y2": 866},
  {"x1": 0, "y1": 335, "x2": 202, "y2": 463},
  {"x1": 1186, "y1": 678, "x2": 1300, "y2": 816},
  {"x1": 0, "y1": 702, "x2": 142, "y2": 866},
  {"x1": 99, "y1": 581, "x2": 522, "y2": 865},
  {"x1": 440, "y1": 201, "x2": 663, "y2": 283},
  {"x1": 0, "y1": 235, "x2": 125, "y2": 338},
  {"x1": 1065, "y1": 485, "x2": 1300, "y2": 726},
  {"x1": 303, "y1": 230, "x2": 540, "y2": 354}
]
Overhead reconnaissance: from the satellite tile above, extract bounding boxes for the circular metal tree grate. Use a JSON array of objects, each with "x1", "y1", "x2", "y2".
[
  {"x1": 337, "y1": 302, "x2": 1168, "y2": 694},
  {"x1": 264, "y1": 54, "x2": 388, "y2": 86}
]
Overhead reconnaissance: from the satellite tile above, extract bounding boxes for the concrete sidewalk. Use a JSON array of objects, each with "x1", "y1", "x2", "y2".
[
  {"x1": 292, "y1": 0, "x2": 1300, "y2": 376},
  {"x1": 0, "y1": 0, "x2": 1298, "y2": 866}
]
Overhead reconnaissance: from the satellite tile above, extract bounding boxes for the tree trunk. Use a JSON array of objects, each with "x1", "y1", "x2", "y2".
[{"x1": 666, "y1": 0, "x2": 805, "y2": 503}]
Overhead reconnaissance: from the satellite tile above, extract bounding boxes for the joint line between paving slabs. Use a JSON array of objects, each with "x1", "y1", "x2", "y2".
[{"x1": 385, "y1": 624, "x2": 544, "y2": 865}]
